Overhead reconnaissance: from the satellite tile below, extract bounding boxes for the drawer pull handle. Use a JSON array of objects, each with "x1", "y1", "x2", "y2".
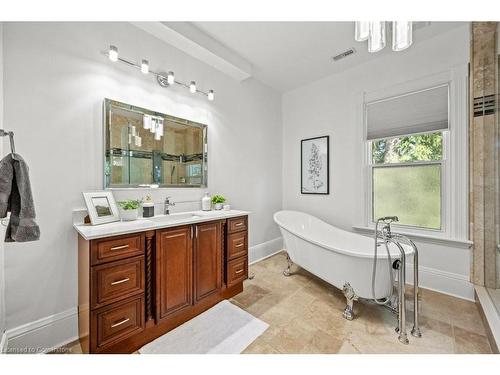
[
  {"x1": 111, "y1": 278, "x2": 130, "y2": 285},
  {"x1": 235, "y1": 223, "x2": 244, "y2": 227},
  {"x1": 235, "y1": 243, "x2": 244, "y2": 248},
  {"x1": 235, "y1": 269, "x2": 244, "y2": 274},
  {"x1": 111, "y1": 318, "x2": 130, "y2": 328},
  {"x1": 110, "y1": 244, "x2": 129, "y2": 251}
]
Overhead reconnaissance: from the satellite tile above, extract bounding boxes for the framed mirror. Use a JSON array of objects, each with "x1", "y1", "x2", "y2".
[{"x1": 104, "y1": 99, "x2": 208, "y2": 188}]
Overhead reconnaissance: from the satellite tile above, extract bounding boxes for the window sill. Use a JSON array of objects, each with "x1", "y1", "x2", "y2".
[{"x1": 352, "y1": 225, "x2": 473, "y2": 249}]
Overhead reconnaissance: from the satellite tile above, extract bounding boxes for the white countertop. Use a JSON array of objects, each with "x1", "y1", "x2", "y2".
[{"x1": 74, "y1": 210, "x2": 251, "y2": 240}]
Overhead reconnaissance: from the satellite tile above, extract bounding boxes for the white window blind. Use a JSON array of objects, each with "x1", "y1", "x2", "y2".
[{"x1": 366, "y1": 84, "x2": 449, "y2": 140}]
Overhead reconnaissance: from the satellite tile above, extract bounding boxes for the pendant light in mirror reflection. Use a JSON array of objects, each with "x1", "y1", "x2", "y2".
[
  {"x1": 354, "y1": 21, "x2": 413, "y2": 53},
  {"x1": 128, "y1": 123, "x2": 142, "y2": 147},
  {"x1": 143, "y1": 114, "x2": 164, "y2": 141},
  {"x1": 105, "y1": 45, "x2": 215, "y2": 101}
]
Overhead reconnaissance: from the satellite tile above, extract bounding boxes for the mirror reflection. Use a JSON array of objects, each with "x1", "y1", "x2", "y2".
[{"x1": 104, "y1": 99, "x2": 207, "y2": 188}]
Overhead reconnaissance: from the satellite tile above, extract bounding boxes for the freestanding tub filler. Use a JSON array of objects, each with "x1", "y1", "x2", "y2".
[{"x1": 273, "y1": 210, "x2": 422, "y2": 344}]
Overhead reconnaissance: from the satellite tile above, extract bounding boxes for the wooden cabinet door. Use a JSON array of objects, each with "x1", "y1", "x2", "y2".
[
  {"x1": 194, "y1": 221, "x2": 222, "y2": 302},
  {"x1": 156, "y1": 226, "x2": 193, "y2": 320}
]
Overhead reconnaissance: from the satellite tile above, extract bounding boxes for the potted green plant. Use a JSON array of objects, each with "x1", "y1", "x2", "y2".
[
  {"x1": 211, "y1": 194, "x2": 226, "y2": 210},
  {"x1": 118, "y1": 199, "x2": 142, "y2": 221}
]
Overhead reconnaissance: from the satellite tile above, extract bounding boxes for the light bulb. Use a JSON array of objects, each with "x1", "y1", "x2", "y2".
[
  {"x1": 108, "y1": 45, "x2": 118, "y2": 62},
  {"x1": 189, "y1": 81, "x2": 196, "y2": 93},
  {"x1": 354, "y1": 21, "x2": 369, "y2": 41},
  {"x1": 167, "y1": 71, "x2": 175, "y2": 85},
  {"x1": 141, "y1": 59, "x2": 149, "y2": 74},
  {"x1": 368, "y1": 22, "x2": 386, "y2": 53},
  {"x1": 392, "y1": 21, "x2": 413, "y2": 51},
  {"x1": 208, "y1": 90, "x2": 214, "y2": 101}
]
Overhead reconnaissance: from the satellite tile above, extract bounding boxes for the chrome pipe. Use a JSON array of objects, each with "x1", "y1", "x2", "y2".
[
  {"x1": 392, "y1": 234, "x2": 421, "y2": 338},
  {"x1": 386, "y1": 238, "x2": 409, "y2": 344}
]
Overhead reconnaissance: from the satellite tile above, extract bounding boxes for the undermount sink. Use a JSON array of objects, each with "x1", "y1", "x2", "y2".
[
  {"x1": 147, "y1": 212, "x2": 201, "y2": 223},
  {"x1": 146, "y1": 211, "x2": 221, "y2": 223}
]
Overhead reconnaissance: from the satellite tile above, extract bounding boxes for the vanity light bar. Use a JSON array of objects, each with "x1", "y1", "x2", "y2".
[{"x1": 104, "y1": 45, "x2": 215, "y2": 101}]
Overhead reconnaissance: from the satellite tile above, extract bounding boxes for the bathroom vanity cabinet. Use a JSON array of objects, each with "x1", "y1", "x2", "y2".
[{"x1": 77, "y1": 215, "x2": 248, "y2": 353}]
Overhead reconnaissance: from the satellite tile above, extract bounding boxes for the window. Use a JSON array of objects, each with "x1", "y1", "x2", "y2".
[
  {"x1": 370, "y1": 132, "x2": 443, "y2": 230},
  {"x1": 361, "y1": 68, "x2": 469, "y2": 240}
]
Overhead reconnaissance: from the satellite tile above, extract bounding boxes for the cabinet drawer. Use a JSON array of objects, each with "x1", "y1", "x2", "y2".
[
  {"x1": 227, "y1": 257, "x2": 248, "y2": 287},
  {"x1": 92, "y1": 296, "x2": 144, "y2": 352},
  {"x1": 227, "y1": 216, "x2": 247, "y2": 233},
  {"x1": 91, "y1": 256, "x2": 145, "y2": 309},
  {"x1": 227, "y1": 232, "x2": 248, "y2": 261},
  {"x1": 91, "y1": 234, "x2": 144, "y2": 265}
]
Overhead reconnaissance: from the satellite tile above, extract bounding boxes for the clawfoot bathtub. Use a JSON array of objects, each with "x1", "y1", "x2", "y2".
[{"x1": 274, "y1": 210, "x2": 413, "y2": 320}]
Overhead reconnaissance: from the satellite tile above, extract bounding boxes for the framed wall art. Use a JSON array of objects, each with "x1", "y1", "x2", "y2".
[{"x1": 301, "y1": 135, "x2": 329, "y2": 195}]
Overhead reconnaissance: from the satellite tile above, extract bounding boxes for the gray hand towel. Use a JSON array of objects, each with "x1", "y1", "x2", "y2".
[{"x1": 0, "y1": 153, "x2": 40, "y2": 242}]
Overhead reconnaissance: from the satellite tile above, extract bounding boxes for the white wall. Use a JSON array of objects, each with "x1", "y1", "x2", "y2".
[
  {"x1": 282, "y1": 25, "x2": 473, "y2": 300},
  {"x1": 2, "y1": 22, "x2": 282, "y2": 349}
]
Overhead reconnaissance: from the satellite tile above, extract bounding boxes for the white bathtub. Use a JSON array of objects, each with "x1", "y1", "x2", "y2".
[{"x1": 273, "y1": 210, "x2": 414, "y2": 300}]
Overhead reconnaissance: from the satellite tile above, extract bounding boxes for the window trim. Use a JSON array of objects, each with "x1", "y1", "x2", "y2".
[
  {"x1": 357, "y1": 66, "x2": 469, "y2": 241},
  {"x1": 367, "y1": 131, "x2": 448, "y2": 233}
]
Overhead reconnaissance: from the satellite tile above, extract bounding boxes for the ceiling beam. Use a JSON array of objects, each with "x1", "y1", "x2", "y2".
[{"x1": 130, "y1": 22, "x2": 253, "y2": 82}]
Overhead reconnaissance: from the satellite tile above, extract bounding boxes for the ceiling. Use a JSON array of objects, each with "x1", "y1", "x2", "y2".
[{"x1": 192, "y1": 22, "x2": 467, "y2": 92}]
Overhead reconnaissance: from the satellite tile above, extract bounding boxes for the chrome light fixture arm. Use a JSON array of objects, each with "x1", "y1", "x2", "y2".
[{"x1": 103, "y1": 47, "x2": 215, "y2": 101}]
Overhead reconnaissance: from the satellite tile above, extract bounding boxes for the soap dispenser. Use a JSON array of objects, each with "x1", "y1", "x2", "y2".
[
  {"x1": 202, "y1": 192, "x2": 211, "y2": 211},
  {"x1": 142, "y1": 195, "x2": 155, "y2": 217}
]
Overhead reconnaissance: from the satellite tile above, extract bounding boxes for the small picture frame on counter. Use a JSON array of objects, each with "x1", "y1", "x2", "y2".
[{"x1": 82, "y1": 191, "x2": 120, "y2": 225}]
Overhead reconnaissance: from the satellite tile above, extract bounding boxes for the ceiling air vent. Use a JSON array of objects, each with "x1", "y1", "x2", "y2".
[{"x1": 332, "y1": 48, "x2": 356, "y2": 62}]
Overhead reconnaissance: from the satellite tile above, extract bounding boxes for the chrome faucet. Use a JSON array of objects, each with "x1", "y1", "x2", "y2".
[{"x1": 164, "y1": 196, "x2": 175, "y2": 215}]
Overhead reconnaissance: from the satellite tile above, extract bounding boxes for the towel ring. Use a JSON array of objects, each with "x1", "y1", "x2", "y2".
[{"x1": 1, "y1": 218, "x2": 8, "y2": 227}]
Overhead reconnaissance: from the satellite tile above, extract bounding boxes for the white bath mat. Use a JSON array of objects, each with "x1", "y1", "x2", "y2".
[{"x1": 139, "y1": 300, "x2": 268, "y2": 354}]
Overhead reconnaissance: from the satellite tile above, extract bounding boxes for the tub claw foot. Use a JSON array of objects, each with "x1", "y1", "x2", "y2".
[
  {"x1": 283, "y1": 253, "x2": 293, "y2": 277},
  {"x1": 398, "y1": 332, "x2": 409, "y2": 345},
  {"x1": 411, "y1": 327, "x2": 422, "y2": 338},
  {"x1": 342, "y1": 283, "x2": 358, "y2": 321}
]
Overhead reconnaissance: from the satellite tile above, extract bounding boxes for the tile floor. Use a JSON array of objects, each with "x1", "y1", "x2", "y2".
[
  {"x1": 236, "y1": 252, "x2": 492, "y2": 354},
  {"x1": 62, "y1": 251, "x2": 493, "y2": 354}
]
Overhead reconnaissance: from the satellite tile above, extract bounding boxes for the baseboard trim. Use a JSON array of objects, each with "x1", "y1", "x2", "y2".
[
  {"x1": 1, "y1": 238, "x2": 283, "y2": 354},
  {"x1": 0, "y1": 331, "x2": 7, "y2": 354},
  {"x1": 249, "y1": 248, "x2": 284, "y2": 266},
  {"x1": 249, "y1": 237, "x2": 283, "y2": 264},
  {"x1": 405, "y1": 262, "x2": 474, "y2": 301},
  {"x1": 5, "y1": 307, "x2": 78, "y2": 354}
]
